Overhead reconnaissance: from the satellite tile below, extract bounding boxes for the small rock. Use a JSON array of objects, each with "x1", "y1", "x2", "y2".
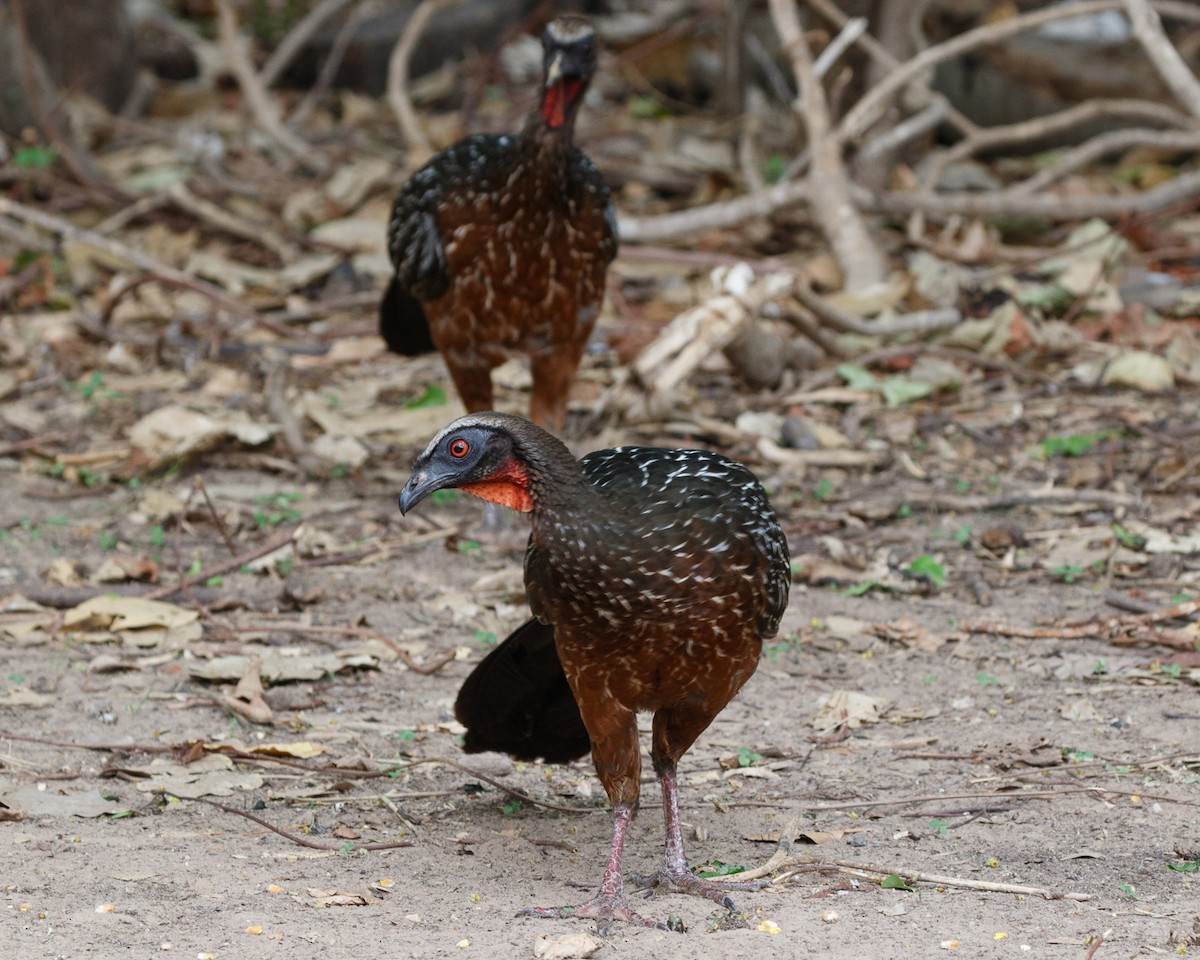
[
  {"x1": 1100, "y1": 351, "x2": 1174, "y2": 393},
  {"x1": 780, "y1": 416, "x2": 819, "y2": 450},
  {"x1": 533, "y1": 932, "x2": 601, "y2": 959},
  {"x1": 735, "y1": 410, "x2": 783, "y2": 442}
]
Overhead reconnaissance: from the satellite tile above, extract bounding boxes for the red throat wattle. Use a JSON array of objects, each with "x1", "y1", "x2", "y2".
[
  {"x1": 542, "y1": 79, "x2": 581, "y2": 129},
  {"x1": 461, "y1": 457, "x2": 534, "y2": 513}
]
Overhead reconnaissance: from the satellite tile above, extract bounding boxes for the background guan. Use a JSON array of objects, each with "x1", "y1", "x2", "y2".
[
  {"x1": 399, "y1": 413, "x2": 791, "y2": 931},
  {"x1": 380, "y1": 16, "x2": 617, "y2": 432}
]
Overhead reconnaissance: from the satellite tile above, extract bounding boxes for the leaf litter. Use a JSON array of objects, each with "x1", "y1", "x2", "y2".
[{"x1": 1, "y1": 5, "x2": 1199, "y2": 959}]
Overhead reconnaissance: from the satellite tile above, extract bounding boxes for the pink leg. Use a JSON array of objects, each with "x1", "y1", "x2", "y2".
[
  {"x1": 630, "y1": 762, "x2": 765, "y2": 908},
  {"x1": 519, "y1": 805, "x2": 670, "y2": 934}
]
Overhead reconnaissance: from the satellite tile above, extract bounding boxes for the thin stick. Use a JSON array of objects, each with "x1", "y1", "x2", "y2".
[
  {"x1": 166, "y1": 791, "x2": 415, "y2": 851},
  {"x1": 0, "y1": 196, "x2": 259, "y2": 321},
  {"x1": 288, "y1": 0, "x2": 379, "y2": 128},
  {"x1": 258, "y1": 0, "x2": 353, "y2": 89},
  {"x1": 166, "y1": 183, "x2": 300, "y2": 261},
  {"x1": 231, "y1": 620, "x2": 457, "y2": 675},
  {"x1": 143, "y1": 526, "x2": 300, "y2": 601},
  {"x1": 1084, "y1": 929, "x2": 1113, "y2": 960},
  {"x1": 865, "y1": 169, "x2": 1200, "y2": 221},
  {"x1": 837, "y1": 0, "x2": 1200, "y2": 145},
  {"x1": 921, "y1": 98, "x2": 1193, "y2": 192},
  {"x1": 1011, "y1": 128, "x2": 1200, "y2": 196},
  {"x1": 214, "y1": 0, "x2": 326, "y2": 173},
  {"x1": 831, "y1": 861, "x2": 1092, "y2": 901},
  {"x1": 768, "y1": 0, "x2": 886, "y2": 292},
  {"x1": 792, "y1": 283, "x2": 960, "y2": 337},
  {"x1": 194, "y1": 476, "x2": 239, "y2": 556},
  {"x1": 387, "y1": 0, "x2": 466, "y2": 160}
]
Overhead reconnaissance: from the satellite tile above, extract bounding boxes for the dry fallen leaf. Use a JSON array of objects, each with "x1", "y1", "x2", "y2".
[{"x1": 809, "y1": 690, "x2": 888, "y2": 733}]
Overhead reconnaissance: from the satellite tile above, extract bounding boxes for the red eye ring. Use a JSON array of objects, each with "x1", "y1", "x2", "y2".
[{"x1": 449, "y1": 438, "x2": 470, "y2": 459}]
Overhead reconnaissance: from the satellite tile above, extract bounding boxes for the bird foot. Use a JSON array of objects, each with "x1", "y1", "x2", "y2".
[
  {"x1": 518, "y1": 892, "x2": 675, "y2": 935},
  {"x1": 627, "y1": 865, "x2": 766, "y2": 911}
]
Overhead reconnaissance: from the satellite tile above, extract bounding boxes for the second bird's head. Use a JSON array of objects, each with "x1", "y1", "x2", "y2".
[
  {"x1": 398, "y1": 412, "x2": 538, "y2": 516},
  {"x1": 540, "y1": 16, "x2": 598, "y2": 130}
]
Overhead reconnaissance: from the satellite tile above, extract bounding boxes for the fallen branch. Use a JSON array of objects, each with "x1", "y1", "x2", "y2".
[
  {"x1": 214, "y1": 0, "x2": 327, "y2": 173},
  {"x1": 387, "y1": 0, "x2": 466, "y2": 162},
  {"x1": 144, "y1": 526, "x2": 301, "y2": 601},
  {"x1": 791, "y1": 283, "x2": 960, "y2": 337},
  {"x1": 831, "y1": 861, "x2": 1092, "y2": 901},
  {"x1": 232, "y1": 620, "x2": 457, "y2": 675},
  {"x1": 288, "y1": 0, "x2": 379, "y2": 128},
  {"x1": 0, "y1": 195, "x2": 260, "y2": 322},
  {"x1": 1122, "y1": 0, "x2": 1200, "y2": 120},
  {"x1": 837, "y1": 0, "x2": 1200, "y2": 146},
  {"x1": 1008, "y1": 128, "x2": 1200, "y2": 196},
  {"x1": 843, "y1": 487, "x2": 1139, "y2": 520},
  {"x1": 258, "y1": 0, "x2": 354, "y2": 89},
  {"x1": 865, "y1": 169, "x2": 1200, "y2": 222},
  {"x1": 921, "y1": 98, "x2": 1195, "y2": 192},
  {"x1": 768, "y1": 0, "x2": 886, "y2": 291},
  {"x1": 165, "y1": 791, "x2": 415, "y2": 851},
  {"x1": 616, "y1": 178, "x2": 809, "y2": 244}
]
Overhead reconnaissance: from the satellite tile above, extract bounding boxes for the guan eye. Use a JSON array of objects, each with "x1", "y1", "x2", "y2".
[{"x1": 449, "y1": 438, "x2": 470, "y2": 458}]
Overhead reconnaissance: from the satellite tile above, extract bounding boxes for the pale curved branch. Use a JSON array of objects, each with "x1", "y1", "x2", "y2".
[
  {"x1": 921, "y1": 98, "x2": 1196, "y2": 191},
  {"x1": 837, "y1": 0, "x2": 1200, "y2": 146},
  {"x1": 1122, "y1": 0, "x2": 1200, "y2": 120},
  {"x1": 1007, "y1": 128, "x2": 1200, "y2": 195},
  {"x1": 387, "y1": 0, "x2": 467, "y2": 162}
]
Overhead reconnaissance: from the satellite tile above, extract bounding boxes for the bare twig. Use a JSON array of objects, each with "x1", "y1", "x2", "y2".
[
  {"x1": 921, "y1": 99, "x2": 1195, "y2": 192},
  {"x1": 144, "y1": 526, "x2": 300, "y2": 601},
  {"x1": 214, "y1": 0, "x2": 327, "y2": 173},
  {"x1": 258, "y1": 0, "x2": 354, "y2": 88},
  {"x1": 1084, "y1": 929, "x2": 1113, "y2": 960},
  {"x1": 768, "y1": 0, "x2": 886, "y2": 292},
  {"x1": 1007, "y1": 129, "x2": 1200, "y2": 196},
  {"x1": 806, "y1": 0, "x2": 977, "y2": 137},
  {"x1": 166, "y1": 183, "x2": 300, "y2": 261},
  {"x1": 837, "y1": 0, "x2": 1200, "y2": 146},
  {"x1": 812, "y1": 16, "x2": 866, "y2": 79},
  {"x1": 232, "y1": 620, "x2": 457, "y2": 675},
  {"x1": 1122, "y1": 0, "x2": 1200, "y2": 120},
  {"x1": 617, "y1": 178, "x2": 810, "y2": 244},
  {"x1": 791, "y1": 283, "x2": 960, "y2": 337},
  {"x1": 165, "y1": 791, "x2": 415, "y2": 851},
  {"x1": 288, "y1": 0, "x2": 379, "y2": 128},
  {"x1": 831, "y1": 861, "x2": 1093, "y2": 901},
  {"x1": 0, "y1": 195, "x2": 259, "y2": 321},
  {"x1": 866, "y1": 169, "x2": 1200, "y2": 222},
  {"x1": 387, "y1": 0, "x2": 466, "y2": 161}
]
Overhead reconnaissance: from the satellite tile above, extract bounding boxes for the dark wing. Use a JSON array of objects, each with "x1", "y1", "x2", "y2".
[
  {"x1": 385, "y1": 134, "x2": 518, "y2": 301},
  {"x1": 566, "y1": 148, "x2": 618, "y2": 267},
  {"x1": 454, "y1": 617, "x2": 590, "y2": 764},
  {"x1": 580, "y1": 446, "x2": 790, "y2": 638}
]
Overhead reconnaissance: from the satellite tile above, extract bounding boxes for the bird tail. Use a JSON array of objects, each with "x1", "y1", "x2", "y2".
[
  {"x1": 454, "y1": 618, "x2": 591, "y2": 763},
  {"x1": 379, "y1": 277, "x2": 436, "y2": 356}
]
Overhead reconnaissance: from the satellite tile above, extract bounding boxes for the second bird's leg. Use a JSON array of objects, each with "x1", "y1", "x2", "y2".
[{"x1": 518, "y1": 805, "x2": 668, "y2": 933}]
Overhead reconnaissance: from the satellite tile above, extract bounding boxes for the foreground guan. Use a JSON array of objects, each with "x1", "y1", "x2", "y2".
[
  {"x1": 399, "y1": 413, "x2": 790, "y2": 930},
  {"x1": 380, "y1": 16, "x2": 617, "y2": 432}
]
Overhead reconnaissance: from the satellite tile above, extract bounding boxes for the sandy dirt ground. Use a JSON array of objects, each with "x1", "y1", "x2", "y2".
[{"x1": 2, "y1": 453, "x2": 1197, "y2": 960}]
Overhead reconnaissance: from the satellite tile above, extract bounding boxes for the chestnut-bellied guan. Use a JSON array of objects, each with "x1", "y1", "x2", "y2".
[
  {"x1": 380, "y1": 16, "x2": 617, "y2": 432},
  {"x1": 399, "y1": 412, "x2": 791, "y2": 930}
]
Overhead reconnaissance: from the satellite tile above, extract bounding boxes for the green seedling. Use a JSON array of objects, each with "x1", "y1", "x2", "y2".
[
  {"x1": 737, "y1": 748, "x2": 762, "y2": 768},
  {"x1": 694, "y1": 860, "x2": 745, "y2": 879},
  {"x1": 405, "y1": 385, "x2": 447, "y2": 409},
  {"x1": 907, "y1": 555, "x2": 945, "y2": 588}
]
